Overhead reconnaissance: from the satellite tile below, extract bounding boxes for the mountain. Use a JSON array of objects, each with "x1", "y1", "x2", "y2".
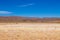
[{"x1": 0, "y1": 16, "x2": 60, "y2": 23}]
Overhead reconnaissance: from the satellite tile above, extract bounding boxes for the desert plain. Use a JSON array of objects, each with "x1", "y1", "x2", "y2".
[{"x1": 0, "y1": 23, "x2": 60, "y2": 40}]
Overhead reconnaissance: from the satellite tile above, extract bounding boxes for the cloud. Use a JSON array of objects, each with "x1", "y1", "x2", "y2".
[
  {"x1": 0, "y1": 11, "x2": 13, "y2": 14},
  {"x1": 19, "y1": 3, "x2": 34, "y2": 7}
]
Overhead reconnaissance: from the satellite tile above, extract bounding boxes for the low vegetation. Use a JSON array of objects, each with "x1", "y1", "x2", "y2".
[{"x1": 0, "y1": 23, "x2": 60, "y2": 40}]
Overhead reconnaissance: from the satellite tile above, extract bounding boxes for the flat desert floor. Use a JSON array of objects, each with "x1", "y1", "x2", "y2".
[{"x1": 0, "y1": 23, "x2": 60, "y2": 40}]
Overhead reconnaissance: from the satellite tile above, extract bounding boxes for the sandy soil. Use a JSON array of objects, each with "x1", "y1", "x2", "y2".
[{"x1": 0, "y1": 23, "x2": 60, "y2": 40}]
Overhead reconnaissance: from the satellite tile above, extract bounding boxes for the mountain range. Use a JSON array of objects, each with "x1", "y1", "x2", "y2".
[{"x1": 0, "y1": 16, "x2": 60, "y2": 23}]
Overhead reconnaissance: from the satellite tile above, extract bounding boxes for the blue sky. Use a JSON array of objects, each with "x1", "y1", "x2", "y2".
[{"x1": 0, "y1": 0, "x2": 60, "y2": 17}]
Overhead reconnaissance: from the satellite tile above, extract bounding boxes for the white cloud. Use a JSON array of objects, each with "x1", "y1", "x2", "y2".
[
  {"x1": 19, "y1": 3, "x2": 34, "y2": 7},
  {"x1": 0, "y1": 11, "x2": 13, "y2": 14}
]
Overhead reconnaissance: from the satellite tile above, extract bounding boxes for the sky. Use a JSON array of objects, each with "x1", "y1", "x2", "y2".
[{"x1": 0, "y1": 0, "x2": 60, "y2": 17}]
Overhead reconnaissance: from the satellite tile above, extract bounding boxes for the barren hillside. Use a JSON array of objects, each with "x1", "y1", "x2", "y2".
[{"x1": 0, "y1": 16, "x2": 60, "y2": 23}]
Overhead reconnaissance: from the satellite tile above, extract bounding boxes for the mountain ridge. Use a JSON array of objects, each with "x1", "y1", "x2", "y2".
[{"x1": 0, "y1": 16, "x2": 60, "y2": 23}]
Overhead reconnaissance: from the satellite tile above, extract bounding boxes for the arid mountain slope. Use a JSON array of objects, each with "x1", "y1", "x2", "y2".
[{"x1": 0, "y1": 16, "x2": 60, "y2": 23}]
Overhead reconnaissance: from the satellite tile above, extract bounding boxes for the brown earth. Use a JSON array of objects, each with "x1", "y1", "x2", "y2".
[{"x1": 0, "y1": 16, "x2": 60, "y2": 23}]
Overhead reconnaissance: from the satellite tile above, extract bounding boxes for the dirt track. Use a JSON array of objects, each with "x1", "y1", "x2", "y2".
[{"x1": 0, "y1": 23, "x2": 60, "y2": 40}]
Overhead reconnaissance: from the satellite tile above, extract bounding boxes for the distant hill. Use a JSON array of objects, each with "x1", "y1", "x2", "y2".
[{"x1": 0, "y1": 16, "x2": 60, "y2": 23}]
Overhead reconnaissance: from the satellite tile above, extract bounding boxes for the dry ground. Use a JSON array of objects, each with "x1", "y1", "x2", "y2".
[{"x1": 0, "y1": 23, "x2": 60, "y2": 40}]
